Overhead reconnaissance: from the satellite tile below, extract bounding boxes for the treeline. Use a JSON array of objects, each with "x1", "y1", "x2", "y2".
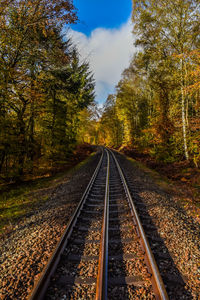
[
  {"x1": 88, "y1": 0, "x2": 200, "y2": 166},
  {"x1": 0, "y1": 0, "x2": 95, "y2": 180}
]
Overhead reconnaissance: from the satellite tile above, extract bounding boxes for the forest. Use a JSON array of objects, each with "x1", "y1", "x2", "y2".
[
  {"x1": 0, "y1": 0, "x2": 95, "y2": 181},
  {"x1": 84, "y1": 0, "x2": 200, "y2": 170},
  {"x1": 0, "y1": 0, "x2": 200, "y2": 183}
]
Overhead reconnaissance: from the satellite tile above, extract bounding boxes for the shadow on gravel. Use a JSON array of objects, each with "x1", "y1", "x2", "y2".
[
  {"x1": 45, "y1": 215, "x2": 101, "y2": 299},
  {"x1": 126, "y1": 184, "x2": 193, "y2": 299}
]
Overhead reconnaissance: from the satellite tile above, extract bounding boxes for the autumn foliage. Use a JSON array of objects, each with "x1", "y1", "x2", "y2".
[
  {"x1": 84, "y1": 0, "x2": 200, "y2": 167},
  {"x1": 0, "y1": 0, "x2": 95, "y2": 180}
]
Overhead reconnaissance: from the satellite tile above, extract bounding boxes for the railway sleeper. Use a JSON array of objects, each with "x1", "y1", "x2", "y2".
[
  {"x1": 62, "y1": 253, "x2": 99, "y2": 262},
  {"x1": 82, "y1": 210, "x2": 102, "y2": 214},
  {"x1": 56, "y1": 276, "x2": 96, "y2": 286},
  {"x1": 84, "y1": 203, "x2": 104, "y2": 207},
  {"x1": 87, "y1": 198, "x2": 104, "y2": 203},
  {"x1": 74, "y1": 225, "x2": 101, "y2": 232},
  {"x1": 108, "y1": 276, "x2": 149, "y2": 286},
  {"x1": 109, "y1": 203, "x2": 128, "y2": 207},
  {"x1": 109, "y1": 225, "x2": 135, "y2": 231},
  {"x1": 78, "y1": 216, "x2": 102, "y2": 222},
  {"x1": 69, "y1": 238, "x2": 100, "y2": 245},
  {"x1": 141, "y1": 224, "x2": 157, "y2": 231},
  {"x1": 109, "y1": 237, "x2": 135, "y2": 243},
  {"x1": 109, "y1": 253, "x2": 144, "y2": 261},
  {"x1": 109, "y1": 215, "x2": 133, "y2": 222}
]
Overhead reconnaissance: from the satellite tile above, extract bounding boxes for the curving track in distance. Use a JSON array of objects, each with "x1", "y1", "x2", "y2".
[{"x1": 30, "y1": 148, "x2": 168, "y2": 300}]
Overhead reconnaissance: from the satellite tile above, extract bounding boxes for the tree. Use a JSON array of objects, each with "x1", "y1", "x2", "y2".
[
  {"x1": 0, "y1": 0, "x2": 95, "y2": 179},
  {"x1": 98, "y1": 95, "x2": 123, "y2": 147},
  {"x1": 132, "y1": 0, "x2": 200, "y2": 159}
]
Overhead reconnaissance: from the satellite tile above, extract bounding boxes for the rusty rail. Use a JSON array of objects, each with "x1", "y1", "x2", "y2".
[{"x1": 96, "y1": 149, "x2": 109, "y2": 300}]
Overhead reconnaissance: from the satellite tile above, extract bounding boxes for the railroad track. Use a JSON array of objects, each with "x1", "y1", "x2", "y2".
[{"x1": 30, "y1": 148, "x2": 168, "y2": 300}]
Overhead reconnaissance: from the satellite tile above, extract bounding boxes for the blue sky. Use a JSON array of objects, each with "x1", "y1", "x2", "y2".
[
  {"x1": 68, "y1": 0, "x2": 134, "y2": 104},
  {"x1": 72, "y1": 0, "x2": 132, "y2": 36}
]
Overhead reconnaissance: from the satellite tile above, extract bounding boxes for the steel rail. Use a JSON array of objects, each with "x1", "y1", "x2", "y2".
[
  {"x1": 96, "y1": 149, "x2": 109, "y2": 300},
  {"x1": 29, "y1": 148, "x2": 104, "y2": 300},
  {"x1": 109, "y1": 149, "x2": 169, "y2": 300}
]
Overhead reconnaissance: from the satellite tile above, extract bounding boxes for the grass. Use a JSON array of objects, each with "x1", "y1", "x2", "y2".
[
  {"x1": 123, "y1": 154, "x2": 200, "y2": 223},
  {"x1": 126, "y1": 156, "x2": 172, "y2": 188},
  {"x1": 0, "y1": 152, "x2": 95, "y2": 234}
]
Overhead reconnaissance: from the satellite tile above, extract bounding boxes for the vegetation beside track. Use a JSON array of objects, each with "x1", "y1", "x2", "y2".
[
  {"x1": 117, "y1": 149, "x2": 200, "y2": 224},
  {"x1": 0, "y1": 144, "x2": 96, "y2": 235}
]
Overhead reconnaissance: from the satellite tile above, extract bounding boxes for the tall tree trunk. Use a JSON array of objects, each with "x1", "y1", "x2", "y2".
[
  {"x1": 181, "y1": 58, "x2": 189, "y2": 159},
  {"x1": 184, "y1": 61, "x2": 189, "y2": 126}
]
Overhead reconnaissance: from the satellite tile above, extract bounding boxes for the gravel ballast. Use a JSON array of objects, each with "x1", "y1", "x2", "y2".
[
  {"x1": 0, "y1": 151, "x2": 101, "y2": 299},
  {"x1": 115, "y1": 151, "x2": 200, "y2": 299},
  {"x1": 1, "y1": 149, "x2": 199, "y2": 299}
]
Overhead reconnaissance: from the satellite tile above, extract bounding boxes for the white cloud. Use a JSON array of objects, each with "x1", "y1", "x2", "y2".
[{"x1": 68, "y1": 20, "x2": 135, "y2": 104}]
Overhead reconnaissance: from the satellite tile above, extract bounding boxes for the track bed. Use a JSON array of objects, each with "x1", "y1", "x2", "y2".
[{"x1": 31, "y1": 149, "x2": 168, "y2": 299}]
